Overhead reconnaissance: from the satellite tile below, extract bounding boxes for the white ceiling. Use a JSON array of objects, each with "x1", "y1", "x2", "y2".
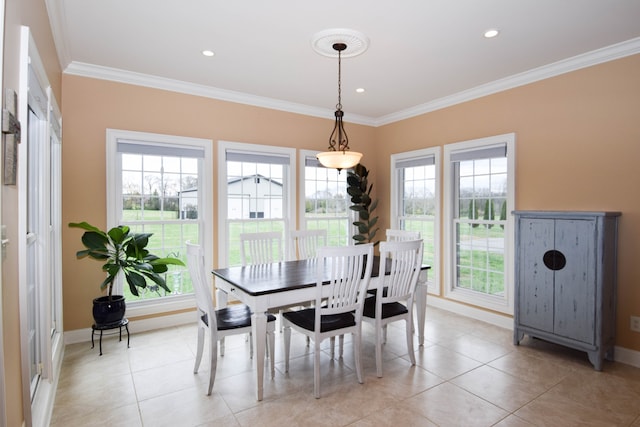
[{"x1": 48, "y1": 0, "x2": 640, "y2": 126}]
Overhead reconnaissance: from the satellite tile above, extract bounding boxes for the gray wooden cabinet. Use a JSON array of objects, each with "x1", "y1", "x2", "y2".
[{"x1": 513, "y1": 211, "x2": 620, "y2": 370}]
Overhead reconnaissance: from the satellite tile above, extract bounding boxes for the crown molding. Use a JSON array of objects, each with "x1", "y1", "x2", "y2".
[
  {"x1": 375, "y1": 37, "x2": 640, "y2": 126},
  {"x1": 63, "y1": 62, "x2": 377, "y2": 127},
  {"x1": 63, "y1": 38, "x2": 639, "y2": 128},
  {"x1": 45, "y1": 0, "x2": 72, "y2": 70}
]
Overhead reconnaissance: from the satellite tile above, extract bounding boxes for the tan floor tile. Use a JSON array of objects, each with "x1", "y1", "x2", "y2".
[
  {"x1": 492, "y1": 414, "x2": 536, "y2": 426},
  {"x1": 349, "y1": 404, "x2": 437, "y2": 427},
  {"x1": 545, "y1": 369, "x2": 640, "y2": 420},
  {"x1": 128, "y1": 338, "x2": 196, "y2": 372},
  {"x1": 438, "y1": 333, "x2": 514, "y2": 363},
  {"x1": 51, "y1": 309, "x2": 640, "y2": 427},
  {"x1": 133, "y1": 358, "x2": 207, "y2": 401},
  {"x1": 51, "y1": 373, "x2": 137, "y2": 424},
  {"x1": 451, "y1": 364, "x2": 547, "y2": 412},
  {"x1": 488, "y1": 350, "x2": 570, "y2": 389},
  {"x1": 515, "y1": 390, "x2": 636, "y2": 426},
  {"x1": 402, "y1": 382, "x2": 508, "y2": 426},
  {"x1": 413, "y1": 343, "x2": 483, "y2": 379},
  {"x1": 362, "y1": 357, "x2": 444, "y2": 399},
  {"x1": 50, "y1": 402, "x2": 142, "y2": 427},
  {"x1": 139, "y1": 385, "x2": 233, "y2": 427}
]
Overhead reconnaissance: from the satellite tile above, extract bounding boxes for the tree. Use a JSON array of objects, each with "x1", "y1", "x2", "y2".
[{"x1": 484, "y1": 199, "x2": 494, "y2": 228}]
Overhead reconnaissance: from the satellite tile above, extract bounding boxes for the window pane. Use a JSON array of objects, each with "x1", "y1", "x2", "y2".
[
  {"x1": 453, "y1": 151, "x2": 507, "y2": 298},
  {"x1": 227, "y1": 156, "x2": 288, "y2": 266},
  {"x1": 303, "y1": 161, "x2": 350, "y2": 247},
  {"x1": 397, "y1": 162, "x2": 437, "y2": 278},
  {"x1": 119, "y1": 147, "x2": 201, "y2": 301}
]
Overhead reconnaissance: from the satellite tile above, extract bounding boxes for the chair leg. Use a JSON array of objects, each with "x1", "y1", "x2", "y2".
[
  {"x1": 194, "y1": 326, "x2": 205, "y2": 374},
  {"x1": 330, "y1": 336, "x2": 336, "y2": 359},
  {"x1": 338, "y1": 334, "x2": 344, "y2": 359},
  {"x1": 283, "y1": 325, "x2": 291, "y2": 373},
  {"x1": 406, "y1": 316, "x2": 416, "y2": 366},
  {"x1": 375, "y1": 321, "x2": 384, "y2": 378},
  {"x1": 249, "y1": 332, "x2": 253, "y2": 359},
  {"x1": 220, "y1": 336, "x2": 226, "y2": 357},
  {"x1": 208, "y1": 329, "x2": 217, "y2": 395},
  {"x1": 268, "y1": 330, "x2": 276, "y2": 379},
  {"x1": 383, "y1": 324, "x2": 388, "y2": 344},
  {"x1": 314, "y1": 340, "x2": 321, "y2": 398},
  {"x1": 354, "y1": 330, "x2": 364, "y2": 385}
]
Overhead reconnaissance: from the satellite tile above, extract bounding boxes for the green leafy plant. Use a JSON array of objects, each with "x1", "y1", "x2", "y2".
[
  {"x1": 347, "y1": 163, "x2": 379, "y2": 246},
  {"x1": 69, "y1": 221, "x2": 185, "y2": 299}
]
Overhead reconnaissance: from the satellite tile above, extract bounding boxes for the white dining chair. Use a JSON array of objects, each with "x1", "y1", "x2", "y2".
[
  {"x1": 239, "y1": 231, "x2": 283, "y2": 266},
  {"x1": 362, "y1": 239, "x2": 423, "y2": 377},
  {"x1": 282, "y1": 244, "x2": 374, "y2": 398},
  {"x1": 289, "y1": 229, "x2": 327, "y2": 343},
  {"x1": 289, "y1": 229, "x2": 327, "y2": 260},
  {"x1": 385, "y1": 229, "x2": 421, "y2": 242},
  {"x1": 186, "y1": 242, "x2": 276, "y2": 395}
]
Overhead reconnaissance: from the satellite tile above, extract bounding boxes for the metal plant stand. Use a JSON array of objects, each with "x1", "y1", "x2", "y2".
[{"x1": 91, "y1": 318, "x2": 130, "y2": 356}]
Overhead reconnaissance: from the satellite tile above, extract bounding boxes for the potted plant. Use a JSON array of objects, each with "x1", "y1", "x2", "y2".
[
  {"x1": 69, "y1": 221, "x2": 185, "y2": 326},
  {"x1": 347, "y1": 163, "x2": 380, "y2": 246}
]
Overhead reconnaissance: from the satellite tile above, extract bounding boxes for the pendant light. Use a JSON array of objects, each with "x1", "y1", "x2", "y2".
[{"x1": 316, "y1": 42, "x2": 363, "y2": 171}]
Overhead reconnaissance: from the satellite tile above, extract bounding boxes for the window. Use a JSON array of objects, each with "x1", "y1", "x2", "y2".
[
  {"x1": 106, "y1": 130, "x2": 213, "y2": 315},
  {"x1": 444, "y1": 134, "x2": 515, "y2": 313},
  {"x1": 218, "y1": 141, "x2": 296, "y2": 267},
  {"x1": 390, "y1": 148, "x2": 440, "y2": 294},
  {"x1": 299, "y1": 150, "x2": 351, "y2": 247}
]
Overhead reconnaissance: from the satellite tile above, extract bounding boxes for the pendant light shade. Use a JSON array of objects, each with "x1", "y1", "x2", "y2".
[{"x1": 317, "y1": 42, "x2": 362, "y2": 171}]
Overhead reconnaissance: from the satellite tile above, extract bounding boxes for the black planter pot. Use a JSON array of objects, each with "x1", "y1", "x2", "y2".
[{"x1": 92, "y1": 295, "x2": 126, "y2": 326}]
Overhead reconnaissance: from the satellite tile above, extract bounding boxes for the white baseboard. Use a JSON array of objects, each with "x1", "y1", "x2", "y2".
[
  {"x1": 64, "y1": 311, "x2": 196, "y2": 345},
  {"x1": 613, "y1": 345, "x2": 640, "y2": 368},
  {"x1": 427, "y1": 296, "x2": 514, "y2": 330},
  {"x1": 427, "y1": 297, "x2": 640, "y2": 369}
]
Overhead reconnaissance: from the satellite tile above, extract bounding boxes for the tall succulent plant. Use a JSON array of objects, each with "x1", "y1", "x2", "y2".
[{"x1": 347, "y1": 163, "x2": 379, "y2": 246}]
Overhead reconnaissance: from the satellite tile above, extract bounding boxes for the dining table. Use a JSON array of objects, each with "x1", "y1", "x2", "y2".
[{"x1": 211, "y1": 256, "x2": 430, "y2": 401}]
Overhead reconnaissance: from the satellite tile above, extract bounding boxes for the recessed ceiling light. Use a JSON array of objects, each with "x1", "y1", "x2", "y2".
[
  {"x1": 484, "y1": 29, "x2": 499, "y2": 38},
  {"x1": 356, "y1": 88, "x2": 365, "y2": 93},
  {"x1": 201, "y1": 50, "x2": 215, "y2": 57}
]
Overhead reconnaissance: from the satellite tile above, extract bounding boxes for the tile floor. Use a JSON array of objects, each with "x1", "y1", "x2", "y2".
[{"x1": 51, "y1": 307, "x2": 640, "y2": 426}]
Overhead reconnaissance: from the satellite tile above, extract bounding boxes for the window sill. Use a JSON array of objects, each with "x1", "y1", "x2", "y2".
[{"x1": 125, "y1": 294, "x2": 196, "y2": 318}]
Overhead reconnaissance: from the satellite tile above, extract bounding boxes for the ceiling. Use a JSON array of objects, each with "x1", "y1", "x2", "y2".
[{"x1": 48, "y1": 0, "x2": 640, "y2": 126}]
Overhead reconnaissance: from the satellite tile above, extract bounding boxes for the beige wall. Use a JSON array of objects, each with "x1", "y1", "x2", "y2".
[
  {"x1": 61, "y1": 54, "x2": 640, "y2": 354},
  {"x1": 61, "y1": 75, "x2": 376, "y2": 330},
  {"x1": 2, "y1": 0, "x2": 62, "y2": 425},
  {"x1": 375, "y1": 54, "x2": 640, "y2": 351}
]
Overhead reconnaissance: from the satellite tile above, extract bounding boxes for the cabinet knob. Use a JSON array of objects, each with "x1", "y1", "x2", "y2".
[{"x1": 543, "y1": 250, "x2": 566, "y2": 271}]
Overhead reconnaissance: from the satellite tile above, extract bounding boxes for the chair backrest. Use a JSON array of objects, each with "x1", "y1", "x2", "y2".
[
  {"x1": 386, "y1": 229, "x2": 421, "y2": 242},
  {"x1": 377, "y1": 239, "x2": 424, "y2": 305},
  {"x1": 315, "y1": 244, "x2": 374, "y2": 322},
  {"x1": 290, "y1": 229, "x2": 327, "y2": 260},
  {"x1": 239, "y1": 231, "x2": 283, "y2": 266},
  {"x1": 186, "y1": 242, "x2": 217, "y2": 331}
]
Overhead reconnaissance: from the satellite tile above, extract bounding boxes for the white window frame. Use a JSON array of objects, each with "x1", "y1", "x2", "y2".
[
  {"x1": 390, "y1": 147, "x2": 441, "y2": 295},
  {"x1": 443, "y1": 133, "x2": 515, "y2": 314},
  {"x1": 217, "y1": 141, "x2": 296, "y2": 267},
  {"x1": 298, "y1": 149, "x2": 353, "y2": 251},
  {"x1": 106, "y1": 129, "x2": 213, "y2": 317}
]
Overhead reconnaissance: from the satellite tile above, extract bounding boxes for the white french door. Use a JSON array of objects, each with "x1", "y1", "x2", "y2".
[{"x1": 18, "y1": 26, "x2": 64, "y2": 427}]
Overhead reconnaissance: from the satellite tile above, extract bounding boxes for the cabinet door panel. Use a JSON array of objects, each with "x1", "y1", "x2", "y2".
[
  {"x1": 554, "y1": 219, "x2": 596, "y2": 344},
  {"x1": 518, "y1": 218, "x2": 554, "y2": 331}
]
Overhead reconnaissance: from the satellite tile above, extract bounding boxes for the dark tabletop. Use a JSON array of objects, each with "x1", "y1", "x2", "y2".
[{"x1": 212, "y1": 256, "x2": 430, "y2": 297}]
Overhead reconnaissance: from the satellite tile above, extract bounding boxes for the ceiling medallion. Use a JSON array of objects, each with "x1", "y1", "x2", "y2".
[{"x1": 311, "y1": 28, "x2": 369, "y2": 58}]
